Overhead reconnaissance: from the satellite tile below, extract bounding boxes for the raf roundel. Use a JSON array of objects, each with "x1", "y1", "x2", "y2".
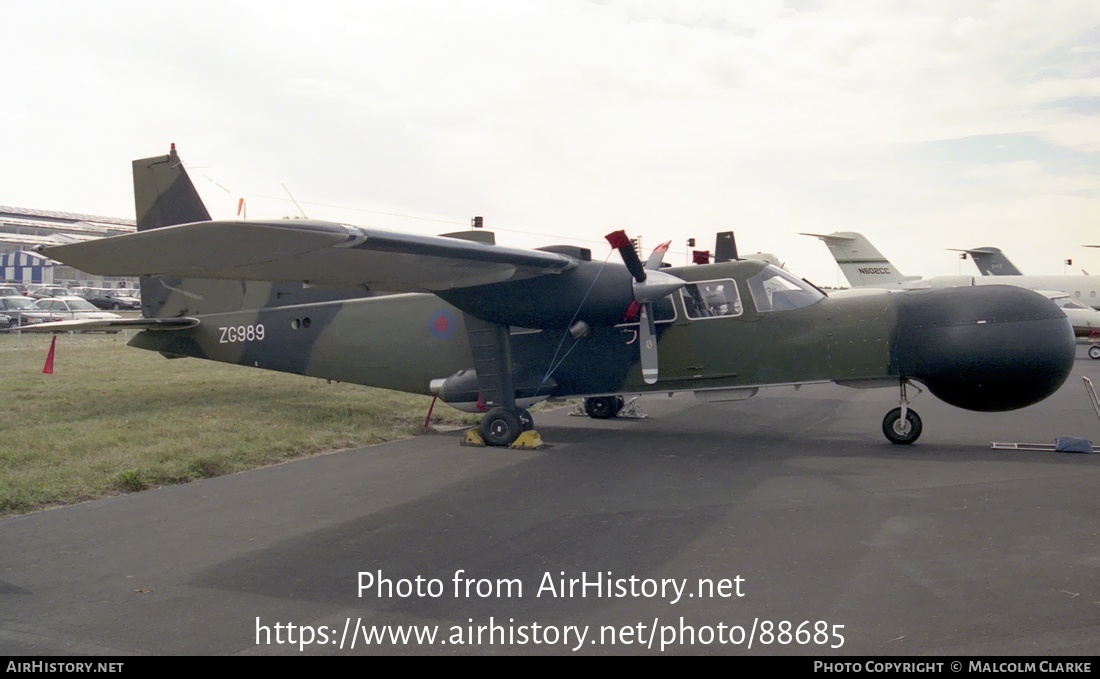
[{"x1": 428, "y1": 308, "x2": 457, "y2": 340}]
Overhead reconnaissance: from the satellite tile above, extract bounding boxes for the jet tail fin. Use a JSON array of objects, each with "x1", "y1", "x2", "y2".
[
  {"x1": 947, "y1": 247, "x2": 1023, "y2": 276},
  {"x1": 801, "y1": 231, "x2": 918, "y2": 287}
]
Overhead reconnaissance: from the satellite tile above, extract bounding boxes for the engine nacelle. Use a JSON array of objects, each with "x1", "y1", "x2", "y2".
[{"x1": 430, "y1": 369, "x2": 553, "y2": 413}]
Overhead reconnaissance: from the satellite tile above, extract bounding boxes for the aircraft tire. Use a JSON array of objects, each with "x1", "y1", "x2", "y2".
[
  {"x1": 1089, "y1": 345, "x2": 1100, "y2": 360},
  {"x1": 480, "y1": 407, "x2": 523, "y2": 446},
  {"x1": 882, "y1": 407, "x2": 922, "y2": 445},
  {"x1": 584, "y1": 396, "x2": 620, "y2": 420}
]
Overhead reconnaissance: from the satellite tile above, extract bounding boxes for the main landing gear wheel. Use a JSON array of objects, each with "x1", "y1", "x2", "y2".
[
  {"x1": 584, "y1": 396, "x2": 623, "y2": 420},
  {"x1": 882, "y1": 407, "x2": 922, "y2": 445},
  {"x1": 479, "y1": 407, "x2": 523, "y2": 447},
  {"x1": 1089, "y1": 345, "x2": 1100, "y2": 360}
]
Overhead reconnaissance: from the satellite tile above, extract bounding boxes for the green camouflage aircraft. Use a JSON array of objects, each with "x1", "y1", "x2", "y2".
[{"x1": 28, "y1": 145, "x2": 1076, "y2": 447}]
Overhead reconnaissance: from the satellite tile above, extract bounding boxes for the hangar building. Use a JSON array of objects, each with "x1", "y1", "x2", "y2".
[{"x1": 0, "y1": 205, "x2": 137, "y2": 288}]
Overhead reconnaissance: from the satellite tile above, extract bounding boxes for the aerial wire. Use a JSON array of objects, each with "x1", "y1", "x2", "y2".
[
  {"x1": 539, "y1": 248, "x2": 615, "y2": 390},
  {"x1": 196, "y1": 165, "x2": 696, "y2": 260},
  {"x1": 282, "y1": 184, "x2": 309, "y2": 219}
]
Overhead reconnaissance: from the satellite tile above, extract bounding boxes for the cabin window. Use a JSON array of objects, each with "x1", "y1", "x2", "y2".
[
  {"x1": 681, "y1": 279, "x2": 742, "y2": 319},
  {"x1": 746, "y1": 265, "x2": 824, "y2": 313},
  {"x1": 1054, "y1": 295, "x2": 1090, "y2": 310},
  {"x1": 651, "y1": 293, "x2": 678, "y2": 322}
]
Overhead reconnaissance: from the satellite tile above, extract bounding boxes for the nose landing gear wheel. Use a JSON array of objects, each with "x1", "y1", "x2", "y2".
[
  {"x1": 1089, "y1": 345, "x2": 1100, "y2": 360},
  {"x1": 883, "y1": 407, "x2": 922, "y2": 445},
  {"x1": 583, "y1": 396, "x2": 623, "y2": 419}
]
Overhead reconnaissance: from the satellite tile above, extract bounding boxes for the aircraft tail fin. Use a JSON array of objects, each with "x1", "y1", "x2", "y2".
[
  {"x1": 133, "y1": 143, "x2": 211, "y2": 231},
  {"x1": 714, "y1": 231, "x2": 785, "y2": 269},
  {"x1": 948, "y1": 247, "x2": 1023, "y2": 276},
  {"x1": 801, "y1": 231, "x2": 917, "y2": 287},
  {"x1": 714, "y1": 231, "x2": 738, "y2": 262},
  {"x1": 131, "y1": 144, "x2": 216, "y2": 318},
  {"x1": 130, "y1": 145, "x2": 374, "y2": 321}
]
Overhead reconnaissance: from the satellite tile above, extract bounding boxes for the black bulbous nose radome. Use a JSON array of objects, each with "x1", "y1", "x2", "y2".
[{"x1": 890, "y1": 286, "x2": 1076, "y2": 412}]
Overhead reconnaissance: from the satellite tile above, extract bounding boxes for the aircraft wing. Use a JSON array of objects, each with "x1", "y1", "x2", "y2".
[{"x1": 35, "y1": 220, "x2": 579, "y2": 293}]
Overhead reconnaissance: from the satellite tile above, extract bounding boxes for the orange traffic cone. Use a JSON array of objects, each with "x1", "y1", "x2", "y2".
[{"x1": 42, "y1": 336, "x2": 56, "y2": 374}]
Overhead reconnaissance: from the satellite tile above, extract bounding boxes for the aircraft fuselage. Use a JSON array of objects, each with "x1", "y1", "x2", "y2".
[{"x1": 127, "y1": 260, "x2": 1075, "y2": 414}]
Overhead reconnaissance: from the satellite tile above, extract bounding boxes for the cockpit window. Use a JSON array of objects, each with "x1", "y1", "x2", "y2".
[
  {"x1": 681, "y1": 279, "x2": 743, "y2": 319},
  {"x1": 746, "y1": 265, "x2": 824, "y2": 313},
  {"x1": 1053, "y1": 295, "x2": 1089, "y2": 310}
]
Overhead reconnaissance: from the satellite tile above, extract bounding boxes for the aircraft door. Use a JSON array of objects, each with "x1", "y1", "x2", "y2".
[{"x1": 660, "y1": 279, "x2": 753, "y2": 385}]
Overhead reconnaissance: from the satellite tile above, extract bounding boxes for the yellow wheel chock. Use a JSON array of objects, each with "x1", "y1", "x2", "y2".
[{"x1": 460, "y1": 428, "x2": 545, "y2": 449}]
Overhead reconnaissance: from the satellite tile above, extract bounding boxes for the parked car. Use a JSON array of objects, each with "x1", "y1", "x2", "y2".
[
  {"x1": 80, "y1": 288, "x2": 142, "y2": 310},
  {"x1": 28, "y1": 286, "x2": 74, "y2": 300},
  {"x1": 0, "y1": 285, "x2": 24, "y2": 298},
  {"x1": 35, "y1": 297, "x2": 124, "y2": 321},
  {"x1": 0, "y1": 296, "x2": 63, "y2": 327},
  {"x1": 2, "y1": 282, "x2": 31, "y2": 296}
]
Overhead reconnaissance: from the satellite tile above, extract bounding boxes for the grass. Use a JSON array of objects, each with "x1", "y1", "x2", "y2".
[{"x1": 0, "y1": 331, "x2": 483, "y2": 515}]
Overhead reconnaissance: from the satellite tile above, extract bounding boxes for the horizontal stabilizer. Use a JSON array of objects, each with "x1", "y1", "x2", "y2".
[
  {"x1": 799, "y1": 232, "x2": 855, "y2": 242},
  {"x1": 18, "y1": 317, "x2": 200, "y2": 333}
]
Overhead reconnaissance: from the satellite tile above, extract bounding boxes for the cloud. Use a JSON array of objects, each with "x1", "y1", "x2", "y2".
[{"x1": 0, "y1": 1, "x2": 1097, "y2": 282}]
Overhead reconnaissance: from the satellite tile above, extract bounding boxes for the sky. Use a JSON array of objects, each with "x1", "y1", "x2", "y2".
[{"x1": 1, "y1": 1, "x2": 1097, "y2": 286}]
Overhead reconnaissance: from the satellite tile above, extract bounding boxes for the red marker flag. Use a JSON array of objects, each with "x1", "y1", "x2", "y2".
[{"x1": 42, "y1": 335, "x2": 56, "y2": 374}]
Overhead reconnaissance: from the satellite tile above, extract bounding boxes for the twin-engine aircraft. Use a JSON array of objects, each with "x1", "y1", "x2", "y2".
[{"x1": 28, "y1": 146, "x2": 1076, "y2": 446}]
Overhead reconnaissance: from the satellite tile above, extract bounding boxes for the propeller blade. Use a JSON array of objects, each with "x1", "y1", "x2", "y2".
[
  {"x1": 608, "y1": 231, "x2": 683, "y2": 383},
  {"x1": 606, "y1": 230, "x2": 647, "y2": 282},
  {"x1": 638, "y1": 302, "x2": 658, "y2": 384},
  {"x1": 645, "y1": 241, "x2": 671, "y2": 270}
]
